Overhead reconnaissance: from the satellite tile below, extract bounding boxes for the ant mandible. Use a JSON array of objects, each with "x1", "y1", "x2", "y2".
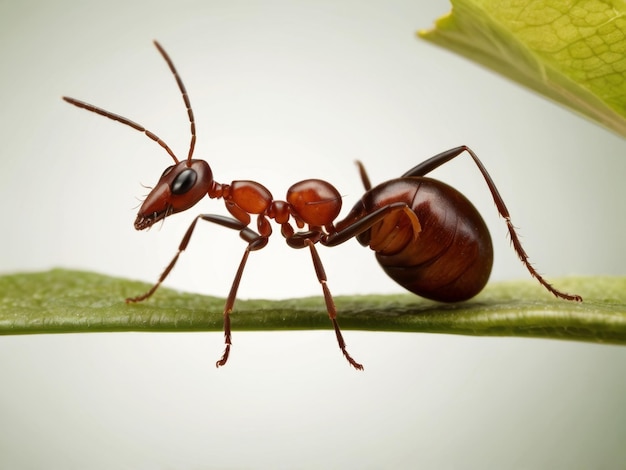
[{"x1": 63, "y1": 40, "x2": 582, "y2": 370}]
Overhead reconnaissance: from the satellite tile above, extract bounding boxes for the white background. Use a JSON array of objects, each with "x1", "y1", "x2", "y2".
[{"x1": 1, "y1": 0, "x2": 626, "y2": 468}]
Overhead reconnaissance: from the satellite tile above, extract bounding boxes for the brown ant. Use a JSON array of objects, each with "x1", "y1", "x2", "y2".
[{"x1": 63, "y1": 41, "x2": 582, "y2": 370}]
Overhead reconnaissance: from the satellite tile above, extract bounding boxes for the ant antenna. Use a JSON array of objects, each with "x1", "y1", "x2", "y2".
[
  {"x1": 152, "y1": 40, "x2": 197, "y2": 164},
  {"x1": 61, "y1": 96, "x2": 181, "y2": 164},
  {"x1": 62, "y1": 41, "x2": 197, "y2": 166}
]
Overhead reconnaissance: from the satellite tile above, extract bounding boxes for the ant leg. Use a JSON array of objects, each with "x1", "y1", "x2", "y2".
[
  {"x1": 126, "y1": 214, "x2": 257, "y2": 303},
  {"x1": 404, "y1": 146, "x2": 582, "y2": 302},
  {"x1": 326, "y1": 202, "x2": 421, "y2": 247},
  {"x1": 124, "y1": 213, "x2": 267, "y2": 367},
  {"x1": 355, "y1": 161, "x2": 372, "y2": 191},
  {"x1": 401, "y1": 146, "x2": 468, "y2": 178},
  {"x1": 354, "y1": 147, "x2": 471, "y2": 190},
  {"x1": 303, "y1": 238, "x2": 363, "y2": 370},
  {"x1": 216, "y1": 226, "x2": 268, "y2": 368},
  {"x1": 214, "y1": 246, "x2": 249, "y2": 368}
]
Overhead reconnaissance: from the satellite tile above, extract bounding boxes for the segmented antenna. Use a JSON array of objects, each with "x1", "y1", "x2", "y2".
[
  {"x1": 152, "y1": 40, "x2": 197, "y2": 163},
  {"x1": 62, "y1": 96, "x2": 180, "y2": 164},
  {"x1": 62, "y1": 40, "x2": 198, "y2": 165}
]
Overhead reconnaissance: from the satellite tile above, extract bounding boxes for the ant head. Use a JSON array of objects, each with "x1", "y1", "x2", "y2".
[{"x1": 134, "y1": 159, "x2": 213, "y2": 230}]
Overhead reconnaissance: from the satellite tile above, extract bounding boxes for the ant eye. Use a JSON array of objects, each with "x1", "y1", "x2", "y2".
[{"x1": 171, "y1": 168, "x2": 197, "y2": 195}]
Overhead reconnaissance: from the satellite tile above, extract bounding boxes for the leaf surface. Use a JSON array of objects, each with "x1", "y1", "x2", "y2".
[
  {"x1": 1, "y1": 269, "x2": 625, "y2": 345},
  {"x1": 419, "y1": 0, "x2": 626, "y2": 137}
]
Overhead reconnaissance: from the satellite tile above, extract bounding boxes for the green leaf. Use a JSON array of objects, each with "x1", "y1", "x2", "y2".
[
  {"x1": 1, "y1": 269, "x2": 625, "y2": 345},
  {"x1": 419, "y1": 0, "x2": 626, "y2": 137}
]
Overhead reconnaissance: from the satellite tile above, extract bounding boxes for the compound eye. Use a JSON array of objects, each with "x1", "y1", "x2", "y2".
[{"x1": 171, "y1": 168, "x2": 198, "y2": 195}]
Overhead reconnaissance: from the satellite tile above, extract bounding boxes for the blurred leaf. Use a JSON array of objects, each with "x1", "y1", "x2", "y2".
[
  {"x1": 1, "y1": 269, "x2": 625, "y2": 345},
  {"x1": 419, "y1": 0, "x2": 626, "y2": 137}
]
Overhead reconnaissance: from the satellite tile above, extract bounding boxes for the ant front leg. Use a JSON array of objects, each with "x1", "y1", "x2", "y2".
[
  {"x1": 125, "y1": 213, "x2": 268, "y2": 367},
  {"x1": 126, "y1": 214, "x2": 261, "y2": 302}
]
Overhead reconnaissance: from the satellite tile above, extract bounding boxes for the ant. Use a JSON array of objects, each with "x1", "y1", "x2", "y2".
[{"x1": 63, "y1": 41, "x2": 582, "y2": 370}]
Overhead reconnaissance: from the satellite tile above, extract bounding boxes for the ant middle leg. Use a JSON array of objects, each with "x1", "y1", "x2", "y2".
[
  {"x1": 216, "y1": 226, "x2": 268, "y2": 368},
  {"x1": 302, "y1": 238, "x2": 363, "y2": 370}
]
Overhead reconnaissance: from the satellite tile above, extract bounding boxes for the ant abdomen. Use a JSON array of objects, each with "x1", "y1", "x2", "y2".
[{"x1": 350, "y1": 177, "x2": 493, "y2": 302}]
